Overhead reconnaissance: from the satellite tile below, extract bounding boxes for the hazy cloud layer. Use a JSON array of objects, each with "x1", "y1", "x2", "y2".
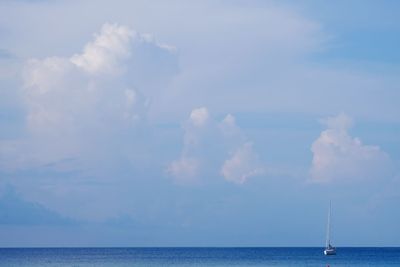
[{"x1": 0, "y1": 185, "x2": 74, "y2": 225}]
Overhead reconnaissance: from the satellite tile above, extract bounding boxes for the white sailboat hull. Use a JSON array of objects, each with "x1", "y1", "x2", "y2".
[{"x1": 324, "y1": 248, "x2": 336, "y2": 255}]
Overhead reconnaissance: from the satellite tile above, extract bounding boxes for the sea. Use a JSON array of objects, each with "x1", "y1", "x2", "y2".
[{"x1": 0, "y1": 247, "x2": 399, "y2": 266}]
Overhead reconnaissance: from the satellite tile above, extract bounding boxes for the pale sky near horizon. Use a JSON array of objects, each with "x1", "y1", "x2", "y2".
[{"x1": 0, "y1": 0, "x2": 399, "y2": 247}]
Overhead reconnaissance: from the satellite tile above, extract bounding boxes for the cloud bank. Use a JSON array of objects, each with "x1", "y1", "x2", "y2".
[{"x1": 0, "y1": 23, "x2": 179, "y2": 220}]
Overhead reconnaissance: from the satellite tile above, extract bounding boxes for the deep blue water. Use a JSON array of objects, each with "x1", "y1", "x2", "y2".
[{"x1": 0, "y1": 247, "x2": 399, "y2": 266}]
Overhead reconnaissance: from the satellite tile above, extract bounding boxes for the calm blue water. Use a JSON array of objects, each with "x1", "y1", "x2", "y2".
[{"x1": 0, "y1": 247, "x2": 399, "y2": 266}]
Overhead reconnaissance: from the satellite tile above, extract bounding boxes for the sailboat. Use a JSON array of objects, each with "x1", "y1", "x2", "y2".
[{"x1": 324, "y1": 201, "x2": 336, "y2": 255}]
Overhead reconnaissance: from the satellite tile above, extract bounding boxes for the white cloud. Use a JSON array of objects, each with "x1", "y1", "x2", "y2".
[
  {"x1": 2, "y1": 23, "x2": 177, "y2": 171},
  {"x1": 167, "y1": 157, "x2": 200, "y2": 185},
  {"x1": 69, "y1": 23, "x2": 177, "y2": 76},
  {"x1": 321, "y1": 112, "x2": 353, "y2": 131},
  {"x1": 167, "y1": 107, "x2": 211, "y2": 183},
  {"x1": 182, "y1": 107, "x2": 212, "y2": 149},
  {"x1": 189, "y1": 107, "x2": 209, "y2": 127},
  {"x1": 218, "y1": 114, "x2": 245, "y2": 147},
  {"x1": 0, "y1": 22, "x2": 179, "y2": 220},
  {"x1": 22, "y1": 24, "x2": 154, "y2": 135},
  {"x1": 168, "y1": 109, "x2": 263, "y2": 185},
  {"x1": 23, "y1": 57, "x2": 74, "y2": 94},
  {"x1": 219, "y1": 114, "x2": 263, "y2": 184},
  {"x1": 310, "y1": 113, "x2": 392, "y2": 183},
  {"x1": 71, "y1": 23, "x2": 134, "y2": 75},
  {"x1": 221, "y1": 142, "x2": 264, "y2": 184},
  {"x1": 219, "y1": 114, "x2": 237, "y2": 136}
]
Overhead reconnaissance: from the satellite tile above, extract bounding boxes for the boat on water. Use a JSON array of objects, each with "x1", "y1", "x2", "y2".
[{"x1": 324, "y1": 201, "x2": 336, "y2": 256}]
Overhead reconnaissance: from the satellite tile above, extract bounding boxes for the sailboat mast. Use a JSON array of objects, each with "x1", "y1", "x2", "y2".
[
  {"x1": 323, "y1": 201, "x2": 336, "y2": 255},
  {"x1": 326, "y1": 201, "x2": 331, "y2": 247}
]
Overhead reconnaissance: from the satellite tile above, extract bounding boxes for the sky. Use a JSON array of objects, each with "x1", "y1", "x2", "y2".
[{"x1": 0, "y1": 0, "x2": 399, "y2": 247}]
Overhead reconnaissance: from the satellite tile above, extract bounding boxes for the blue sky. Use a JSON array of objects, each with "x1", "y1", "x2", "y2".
[{"x1": 0, "y1": 0, "x2": 399, "y2": 247}]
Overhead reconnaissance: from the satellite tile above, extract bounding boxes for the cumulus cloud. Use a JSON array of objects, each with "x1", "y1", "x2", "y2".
[
  {"x1": 168, "y1": 108, "x2": 263, "y2": 185},
  {"x1": 219, "y1": 114, "x2": 263, "y2": 184},
  {"x1": 71, "y1": 23, "x2": 133, "y2": 74},
  {"x1": 310, "y1": 113, "x2": 392, "y2": 183},
  {"x1": 189, "y1": 107, "x2": 209, "y2": 128},
  {"x1": 22, "y1": 23, "x2": 165, "y2": 134},
  {"x1": 8, "y1": 23, "x2": 176, "y2": 168},
  {"x1": 166, "y1": 107, "x2": 210, "y2": 184},
  {"x1": 218, "y1": 113, "x2": 246, "y2": 147},
  {"x1": 181, "y1": 107, "x2": 211, "y2": 149},
  {"x1": 221, "y1": 142, "x2": 264, "y2": 184},
  {"x1": 0, "y1": 23, "x2": 179, "y2": 220},
  {"x1": 167, "y1": 157, "x2": 200, "y2": 185}
]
